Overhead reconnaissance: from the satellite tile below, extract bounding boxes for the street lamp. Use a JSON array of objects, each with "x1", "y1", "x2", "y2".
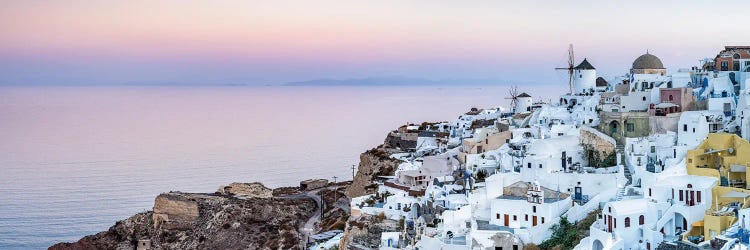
[{"x1": 302, "y1": 227, "x2": 313, "y2": 250}]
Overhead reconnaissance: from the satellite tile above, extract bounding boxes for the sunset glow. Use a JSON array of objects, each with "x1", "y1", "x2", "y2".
[{"x1": 1, "y1": 0, "x2": 748, "y2": 85}]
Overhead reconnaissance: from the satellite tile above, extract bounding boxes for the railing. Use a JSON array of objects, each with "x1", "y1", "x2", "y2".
[{"x1": 653, "y1": 204, "x2": 678, "y2": 231}]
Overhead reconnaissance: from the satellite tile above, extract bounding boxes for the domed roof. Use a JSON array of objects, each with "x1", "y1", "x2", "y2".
[{"x1": 632, "y1": 53, "x2": 664, "y2": 69}]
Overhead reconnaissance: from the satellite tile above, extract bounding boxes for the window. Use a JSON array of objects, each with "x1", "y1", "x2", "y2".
[
  {"x1": 525, "y1": 214, "x2": 528, "y2": 221},
  {"x1": 648, "y1": 188, "x2": 652, "y2": 196},
  {"x1": 721, "y1": 61, "x2": 729, "y2": 71},
  {"x1": 609, "y1": 207, "x2": 612, "y2": 213},
  {"x1": 679, "y1": 190, "x2": 684, "y2": 201},
  {"x1": 528, "y1": 163, "x2": 531, "y2": 168},
  {"x1": 496, "y1": 213, "x2": 500, "y2": 219},
  {"x1": 514, "y1": 246, "x2": 519, "y2": 250},
  {"x1": 643, "y1": 96, "x2": 647, "y2": 101},
  {"x1": 533, "y1": 206, "x2": 537, "y2": 213},
  {"x1": 669, "y1": 95, "x2": 674, "y2": 101},
  {"x1": 697, "y1": 191, "x2": 701, "y2": 203},
  {"x1": 683, "y1": 124, "x2": 687, "y2": 132},
  {"x1": 513, "y1": 215, "x2": 517, "y2": 221},
  {"x1": 627, "y1": 123, "x2": 634, "y2": 132},
  {"x1": 640, "y1": 215, "x2": 645, "y2": 225},
  {"x1": 693, "y1": 128, "x2": 696, "y2": 133},
  {"x1": 542, "y1": 217, "x2": 545, "y2": 223},
  {"x1": 625, "y1": 217, "x2": 631, "y2": 228},
  {"x1": 539, "y1": 164, "x2": 543, "y2": 169}
]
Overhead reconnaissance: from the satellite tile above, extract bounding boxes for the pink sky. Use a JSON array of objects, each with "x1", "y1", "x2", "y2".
[{"x1": 1, "y1": 0, "x2": 748, "y2": 85}]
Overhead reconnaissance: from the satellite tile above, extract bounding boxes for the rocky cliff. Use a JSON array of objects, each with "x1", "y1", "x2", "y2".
[
  {"x1": 50, "y1": 185, "x2": 319, "y2": 250},
  {"x1": 52, "y1": 135, "x2": 403, "y2": 249},
  {"x1": 345, "y1": 145, "x2": 402, "y2": 198}
]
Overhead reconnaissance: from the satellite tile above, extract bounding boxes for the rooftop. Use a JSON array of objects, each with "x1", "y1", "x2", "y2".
[
  {"x1": 632, "y1": 53, "x2": 664, "y2": 70},
  {"x1": 574, "y1": 58, "x2": 596, "y2": 70},
  {"x1": 608, "y1": 198, "x2": 648, "y2": 215}
]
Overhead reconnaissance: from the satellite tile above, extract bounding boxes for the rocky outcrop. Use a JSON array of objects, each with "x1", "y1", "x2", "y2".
[
  {"x1": 52, "y1": 128, "x2": 405, "y2": 249},
  {"x1": 339, "y1": 214, "x2": 399, "y2": 249},
  {"x1": 217, "y1": 182, "x2": 273, "y2": 198},
  {"x1": 345, "y1": 146, "x2": 402, "y2": 198},
  {"x1": 51, "y1": 185, "x2": 318, "y2": 250},
  {"x1": 152, "y1": 193, "x2": 200, "y2": 230}
]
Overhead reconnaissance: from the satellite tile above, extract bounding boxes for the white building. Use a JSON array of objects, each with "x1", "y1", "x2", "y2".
[
  {"x1": 489, "y1": 181, "x2": 572, "y2": 244},
  {"x1": 573, "y1": 58, "x2": 597, "y2": 95},
  {"x1": 677, "y1": 111, "x2": 725, "y2": 149},
  {"x1": 588, "y1": 199, "x2": 659, "y2": 250},
  {"x1": 516, "y1": 93, "x2": 533, "y2": 113}
]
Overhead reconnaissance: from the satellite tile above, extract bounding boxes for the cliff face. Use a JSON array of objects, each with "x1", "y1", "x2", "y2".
[
  {"x1": 345, "y1": 146, "x2": 402, "y2": 198},
  {"x1": 51, "y1": 190, "x2": 317, "y2": 250},
  {"x1": 339, "y1": 214, "x2": 399, "y2": 249},
  {"x1": 52, "y1": 133, "x2": 403, "y2": 249}
]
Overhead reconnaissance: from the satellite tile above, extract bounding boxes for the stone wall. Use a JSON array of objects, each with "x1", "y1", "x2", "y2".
[
  {"x1": 384, "y1": 132, "x2": 418, "y2": 150},
  {"x1": 580, "y1": 126, "x2": 616, "y2": 156},
  {"x1": 152, "y1": 193, "x2": 199, "y2": 229}
]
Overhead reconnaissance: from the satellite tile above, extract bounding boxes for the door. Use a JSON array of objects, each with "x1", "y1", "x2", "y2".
[
  {"x1": 532, "y1": 216, "x2": 538, "y2": 226},
  {"x1": 608, "y1": 216, "x2": 612, "y2": 232},
  {"x1": 561, "y1": 151, "x2": 567, "y2": 169},
  {"x1": 504, "y1": 214, "x2": 509, "y2": 227}
]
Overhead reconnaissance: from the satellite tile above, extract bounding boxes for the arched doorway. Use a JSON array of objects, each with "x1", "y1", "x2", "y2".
[
  {"x1": 609, "y1": 121, "x2": 619, "y2": 134},
  {"x1": 675, "y1": 212, "x2": 688, "y2": 235},
  {"x1": 592, "y1": 239, "x2": 604, "y2": 250}
]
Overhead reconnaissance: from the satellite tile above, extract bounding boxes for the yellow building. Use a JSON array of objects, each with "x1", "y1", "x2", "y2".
[
  {"x1": 686, "y1": 133, "x2": 750, "y2": 240},
  {"x1": 686, "y1": 133, "x2": 750, "y2": 188}
]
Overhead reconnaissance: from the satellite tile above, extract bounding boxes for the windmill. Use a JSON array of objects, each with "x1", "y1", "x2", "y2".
[
  {"x1": 555, "y1": 44, "x2": 575, "y2": 94},
  {"x1": 505, "y1": 85, "x2": 520, "y2": 113}
]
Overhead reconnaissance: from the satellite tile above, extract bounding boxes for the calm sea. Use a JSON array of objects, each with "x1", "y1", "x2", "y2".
[{"x1": 0, "y1": 85, "x2": 562, "y2": 249}]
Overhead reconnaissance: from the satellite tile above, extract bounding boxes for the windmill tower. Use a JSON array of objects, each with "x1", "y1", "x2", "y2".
[
  {"x1": 555, "y1": 44, "x2": 575, "y2": 94},
  {"x1": 505, "y1": 85, "x2": 520, "y2": 113}
]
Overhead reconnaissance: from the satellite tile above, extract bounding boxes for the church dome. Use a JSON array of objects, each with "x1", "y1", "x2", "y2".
[{"x1": 632, "y1": 53, "x2": 664, "y2": 69}]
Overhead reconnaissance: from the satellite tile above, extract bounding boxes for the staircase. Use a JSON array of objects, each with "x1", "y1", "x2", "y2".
[
  {"x1": 653, "y1": 205, "x2": 678, "y2": 232},
  {"x1": 623, "y1": 160, "x2": 632, "y2": 186},
  {"x1": 614, "y1": 144, "x2": 631, "y2": 201},
  {"x1": 615, "y1": 188, "x2": 626, "y2": 201},
  {"x1": 615, "y1": 144, "x2": 632, "y2": 185}
]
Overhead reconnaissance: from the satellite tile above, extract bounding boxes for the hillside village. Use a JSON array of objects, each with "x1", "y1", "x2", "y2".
[{"x1": 336, "y1": 46, "x2": 750, "y2": 250}]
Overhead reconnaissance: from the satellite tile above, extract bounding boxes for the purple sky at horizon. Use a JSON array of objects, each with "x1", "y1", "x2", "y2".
[{"x1": 1, "y1": 0, "x2": 748, "y2": 85}]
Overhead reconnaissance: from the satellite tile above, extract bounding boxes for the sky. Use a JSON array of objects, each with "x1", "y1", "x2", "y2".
[{"x1": 0, "y1": 0, "x2": 748, "y2": 86}]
